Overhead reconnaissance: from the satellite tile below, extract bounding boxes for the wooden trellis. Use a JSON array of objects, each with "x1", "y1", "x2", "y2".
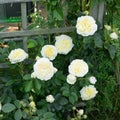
[{"x1": 0, "y1": 0, "x2": 105, "y2": 68}]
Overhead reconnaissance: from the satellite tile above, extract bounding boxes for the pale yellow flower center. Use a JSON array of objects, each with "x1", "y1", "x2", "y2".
[
  {"x1": 79, "y1": 18, "x2": 93, "y2": 33},
  {"x1": 44, "y1": 47, "x2": 55, "y2": 58},
  {"x1": 37, "y1": 62, "x2": 52, "y2": 76},
  {"x1": 12, "y1": 50, "x2": 23, "y2": 59},
  {"x1": 73, "y1": 66, "x2": 81, "y2": 74},
  {"x1": 85, "y1": 88, "x2": 94, "y2": 95},
  {"x1": 73, "y1": 62, "x2": 84, "y2": 74},
  {"x1": 57, "y1": 39, "x2": 70, "y2": 50}
]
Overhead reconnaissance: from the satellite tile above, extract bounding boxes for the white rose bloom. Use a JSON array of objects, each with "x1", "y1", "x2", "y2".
[
  {"x1": 68, "y1": 59, "x2": 89, "y2": 77},
  {"x1": 76, "y1": 16, "x2": 97, "y2": 36},
  {"x1": 41, "y1": 45, "x2": 58, "y2": 60},
  {"x1": 110, "y1": 32, "x2": 118, "y2": 39},
  {"x1": 33, "y1": 58, "x2": 56, "y2": 81},
  {"x1": 46, "y1": 95, "x2": 55, "y2": 103},
  {"x1": 89, "y1": 76, "x2": 97, "y2": 84},
  {"x1": 55, "y1": 34, "x2": 74, "y2": 55},
  {"x1": 66, "y1": 74, "x2": 77, "y2": 85},
  {"x1": 80, "y1": 85, "x2": 98, "y2": 100},
  {"x1": 8, "y1": 48, "x2": 28, "y2": 64}
]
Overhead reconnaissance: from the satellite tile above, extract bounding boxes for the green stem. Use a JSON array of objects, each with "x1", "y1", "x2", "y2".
[
  {"x1": 48, "y1": 34, "x2": 51, "y2": 44},
  {"x1": 82, "y1": 0, "x2": 86, "y2": 12},
  {"x1": 18, "y1": 62, "x2": 24, "y2": 78},
  {"x1": 115, "y1": 61, "x2": 120, "y2": 86}
]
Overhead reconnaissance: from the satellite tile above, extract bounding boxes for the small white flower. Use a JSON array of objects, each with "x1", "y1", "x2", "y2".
[
  {"x1": 33, "y1": 58, "x2": 56, "y2": 81},
  {"x1": 78, "y1": 109, "x2": 84, "y2": 115},
  {"x1": 80, "y1": 85, "x2": 98, "y2": 101},
  {"x1": 29, "y1": 96, "x2": 34, "y2": 101},
  {"x1": 29, "y1": 101, "x2": 36, "y2": 113},
  {"x1": 29, "y1": 101, "x2": 36, "y2": 108},
  {"x1": 8, "y1": 48, "x2": 28, "y2": 64},
  {"x1": 89, "y1": 76, "x2": 97, "y2": 84},
  {"x1": 41, "y1": 45, "x2": 58, "y2": 60},
  {"x1": 35, "y1": 56, "x2": 41, "y2": 61},
  {"x1": 55, "y1": 34, "x2": 74, "y2": 55},
  {"x1": 31, "y1": 72, "x2": 36, "y2": 78},
  {"x1": 76, "y1": 16, "x2": 97, "y2": 36},
  {"x1": 104, "y1": 25, "x2": 111, "y2": 31},
  {"x1": 110, "y1": 32, "x2": 118, "y2": 39},
  {"x1": 83, "y1": 114, "x2": 87, "y2": 119},
  {"x1": 68, "y1": 59, "x2": 89, "y2": 77},
  {"x1": 66, "y1": 74, "x2": 77, "y2": 85},
  {"x1": 46, "y1": 95, "x2": 55, "y2": 103}
]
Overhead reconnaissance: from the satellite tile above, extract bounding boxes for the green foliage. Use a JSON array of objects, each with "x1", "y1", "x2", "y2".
[
  {"x1": 2, "y1": 103, "x2": 16, "y2": 113},
  {"x1": 27, "y1": 39, "x2": 38, "y2": 49},
  {"x1": 14, "y1": 109, "x2": 22, "y2": 120},
  {"x1": 0, "y1": 0, "x2": 120, "y2": 120}
]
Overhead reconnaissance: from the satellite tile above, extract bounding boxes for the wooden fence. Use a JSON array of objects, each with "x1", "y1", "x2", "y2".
[{"x1": 0, "y1": 0, "x2": 105, "y2": 68}]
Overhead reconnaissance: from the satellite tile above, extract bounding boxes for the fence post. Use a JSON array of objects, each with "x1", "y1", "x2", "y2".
[
  {"x1": 21, "y1": 2, "x2": 28, "y2": 52},
  {"x1": 90, "y1": 2, "x2": 105, "y2": 29}
]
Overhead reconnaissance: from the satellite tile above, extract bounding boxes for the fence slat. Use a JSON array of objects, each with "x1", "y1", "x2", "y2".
[
  {"x1": 0, "y1": 0, "x2": 38, "y2": 4},
  {"x1": 0, "y1": 63, "x2": 9, "y2": 68},
  {"x1": 0, "y1": 27, "x2": 75, "y2": 38}
]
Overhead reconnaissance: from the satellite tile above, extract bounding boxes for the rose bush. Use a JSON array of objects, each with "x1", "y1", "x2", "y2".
[
  {"x1": 0, "y1": 15, "x2": 99, "y2": 120},
  {"x1": 0, "y1": 0, "x2": 120, "y2": 120}
]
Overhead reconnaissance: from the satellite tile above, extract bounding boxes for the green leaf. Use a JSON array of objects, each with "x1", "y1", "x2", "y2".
[
  {"x1": 43, "y1": 112, "x2": 54, "y2": 119},
  {"x1": 69, "y1": 92, "x2": 78, "y2": 104},
  {"x1": 32, "y1": 117, "x2": 39, "y2": 120},
  {"x1": 23, "y1": 74, "x2": 31, "y2": 81},
  {"x1": 53, "y1": 9, "x2": 63, "y2": 20},
  {"x1": 62, "y1": 90, "x2": 69, "y2": 97},
  {"x1": 0, "y1": 48, "x2": 3, "y2": 53},
  {"x1": 14, "y1": 109, "x2": 22, "y2": 120},
  {"x1": 14, "y1": 100, "x2": 21, "y2": 109},
  {"x1": 33, "y1": 79, "x2": 41, "y2": 90},
  {"x1": 37, "y1": 37, "x2": 45, "y2": 46},
  {"x1": 71, "y1": 92, "x2": 78, "y2": 102},
  {"x1": 22, "y1": 111, "x2": 27, "y2": 119},
  {"x1": 5, "y1": 79, "x2": 15, "y2": 86},
  {"x1": 59, "y1": 97, "x2": 68, "y2": 105},
  {"x1": 108, "y1": 45, "x2": 116, "y2": 60},
  {"x1": 2, "y1": 103, "x2": 16, "y2": 113},
  {"x1": 51, "y1": 1, "x2": 57, "y2": 6},
  {"x1": 61, "y1": 84, "x2": 70, "y2": 97},
  {"x1": 24, "y1": 81, "x2": 33, "y2": 92},
  {"x1": 54, "y1": 103, "x2": 62, "y2": 111},
  {"x1": 69, "y1": 95, "x2": 76, "y2": 104},
  {"x1": 94, "y1": 33, "x2": 103, "y2": 48},
  {"x1": 27, "y1": 39, "x2": 37, "y2": 48}
]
